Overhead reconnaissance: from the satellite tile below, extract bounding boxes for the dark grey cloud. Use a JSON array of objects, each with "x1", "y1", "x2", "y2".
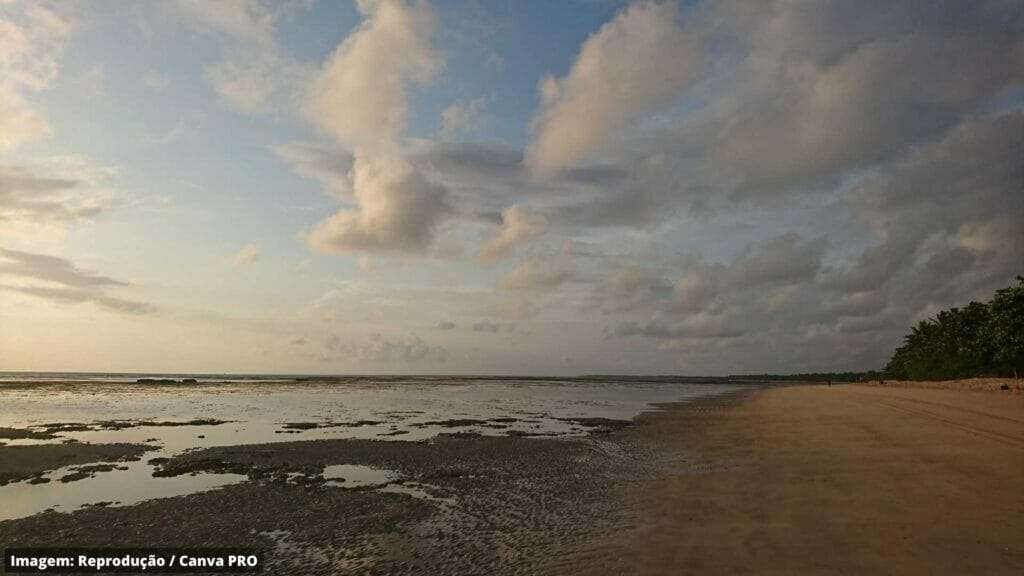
[
  {"x1": 499, "y1": 256, "x2": 575, "y2": 293},
  {"x1": 548, "y1": 1, "x2": 1021, "y2": 370},
  {"x1": 729, "y1": 234, "x2": 827, "y2": 287},
  {"x1": 613, "y1": 319, "x2": 744, "y2": 340},
  {"x1": 274, "y1": 0, "x2": 1021, "y2": 373},
  {"x1": 584, "y1": 263, "x2": 673, "y2": 314},
  {"x1": 709, "y1": 0, "x2": 1023, "y2": 195},
  {"x1": 272, "y1": 141, "x2": 354, "y2": 200},
  {"x1": 471, "y1": 320, "x2": 514, "y2": 334},
  {"x1": 602, "y1": 234, "x2": 833, "y2": 342},
  {"x1": 0, "y1": 248, "x2": 125, "y2": 287},
  {"x1": 0, "y1": 248, "x2": 154, "y2": 315},
  {"x1": 323, "y1": 333, "x2": 448, "y2": 363},
  {"x1": 0, "y1": 166, "x2": 106, "y2": 225}
]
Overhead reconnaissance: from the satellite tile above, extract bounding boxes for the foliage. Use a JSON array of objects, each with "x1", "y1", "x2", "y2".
[{"x1": 885, "y1": 277, "x2": 1024, "y2": 380}]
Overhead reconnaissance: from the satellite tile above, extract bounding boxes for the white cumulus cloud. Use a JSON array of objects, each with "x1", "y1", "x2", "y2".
[
  {"x1": 525, "y1": 1, "x2": 699, "y2": 174},
  {"x1": 306, "y1": 0, "x2": 441, "y2": 153},
  {"x1": 0, "y1": 3, "x2": 75, "y2": 151}
]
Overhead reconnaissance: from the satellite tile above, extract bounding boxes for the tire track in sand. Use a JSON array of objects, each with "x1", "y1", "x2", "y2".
[{"x1": 843, "y1": 390, "x2": 1024, "y2": 449}]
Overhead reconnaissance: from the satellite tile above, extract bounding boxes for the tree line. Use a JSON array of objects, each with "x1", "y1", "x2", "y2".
[{"x1": 884, "y1": 277, "x2": 1024, "y2": 380}]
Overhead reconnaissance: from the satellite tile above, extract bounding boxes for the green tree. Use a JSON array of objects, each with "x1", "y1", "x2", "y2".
[
  {"x1": 983, "y1": 276, "x2": 1024, "y2": 377},
  {"x1": 885, "y1": 277, "x2": 1023, "y2": 380}
]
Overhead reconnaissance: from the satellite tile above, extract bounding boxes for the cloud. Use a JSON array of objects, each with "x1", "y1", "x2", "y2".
[
  {"x1": 500, "y1": 0, "x2": 1021, "y2": 371},
  {"x1": 590, "y1": 264, "x2": 672, "y2": 313},
  {"x1": 499, "y1": 256, "x2": 574, "y2": 293},
  {"x1": 706, "y1": 0, "x2": 1024, "y2": 194},
  {"x1": 588, "y1": 233, "x2": 827, "y2": 323},
  {"x1": 484, "y1": 52, "x2": 504, "y2": 72},
  {"x1": 204, "y1": 56, "x2": 281, "y2": 114},
  {"x1": 440, "y1": 96, "x2": 488, "y2": 139},
  {"x1": 142, "y1": 71, "x2": 170, "y2": 91},
  {"x1": 525, "y1": 1, "x2": 700, "y2": 174},
  {"x1": 0, "y1": 248, "x2": 124, "y2": 287},
  {"x1": 302, "y1": 0, "x2": 450, "y2": 255},
  {"x1": 172, "y1": 0, "x2": 276, "y2": 46},
  {"x1": 471, "y1": 320, "x2": 500, "y2": 333},
  {"x1": 728, "y1": 233, "x2": 827, "y2": 288},
  {"x1": 46, "y1": 0, "x2": 1012, "y2": 374},
  {"x1": 613, "y1": 318, "x2": 744, "y2": 340},
  {"x1": 305, "y1": 155, "x2": 450, "y2": 254},
  {"x1": 324, "y1": 333, "x2": 448, "y2": 363},
  {"x1": 232, "y1": 243, "x2": 260, "y2": 265},
  {"x1": 73, "y1": 64, "x2": 106, "y2": 99},
  {"x1": 480, "y1": 204, "x2": 547, "y2": 262},
  {"x1": 0, "y1": 247, "x2": 154, "y2": 315},
  {"x1": 830, "y1": 112, "x2": 1024, "y2": 303},
  {"x1": 305, "y1": 0, "x2": 441, "y2": 153},
  {"x1": 0, "y1": 160, "x2": 118, "y2": 238},
  {"x1": 272, "y1": 141, "x2": 354, "y2": 200},
  {"x1": 171, "y1": 0, "x2": 311, "y2": 114},
  {"x1": 604, "y1": 233, "x2": 829, "y2": 344},
  {"x1": 471, "y1": 320, "x2": 516, "y2": 334},
  {"x1": 0, "y1": 3, "x2": 75, "y2": 151}
]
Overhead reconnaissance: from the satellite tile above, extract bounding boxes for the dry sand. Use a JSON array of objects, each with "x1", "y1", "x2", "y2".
[
  {"x1": 615, "y1": 384, "x2": 1024, "y2": 575},
  {"x1": 864, "y1": 377, "x2": 1023, "y2": 392}
]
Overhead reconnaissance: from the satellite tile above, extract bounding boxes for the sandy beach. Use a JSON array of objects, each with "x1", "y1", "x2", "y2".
[
  {"x1": 618, "y1": 384, "x2": 1024, "y2": 575},
  {"x1": 2, "y1": 381, "x2": 1022, "y2": 574}
]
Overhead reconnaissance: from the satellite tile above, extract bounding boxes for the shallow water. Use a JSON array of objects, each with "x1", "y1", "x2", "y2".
[
  {"x1": 0, "y1": 460, "x2": 247, "y2": 521},
  {"x1": 322, "y1": 464, "x2": 400, "y2": 487},
  {"x1": 0, "y1": 378, "x2": 747, "y2": 521}
]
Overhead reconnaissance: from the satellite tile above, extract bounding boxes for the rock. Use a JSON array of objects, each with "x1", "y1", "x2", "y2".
[
  {"x1": 59, "y1": 471, "x2": 92, "y2": 483},
  {"x1": 71, "y1": 464, "x2": 119, "y2": 474},
  {"x1": 0, "y1": 427, "x2": 58, "y2": 440},
  {"x1": 415, "y1": 419, "x2": 489, "y2": 428}
]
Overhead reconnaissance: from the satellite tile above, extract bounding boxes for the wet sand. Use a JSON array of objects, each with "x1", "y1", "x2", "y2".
[{"x1": 618, "y1": 384, "x2": 1024, "y2": 575}]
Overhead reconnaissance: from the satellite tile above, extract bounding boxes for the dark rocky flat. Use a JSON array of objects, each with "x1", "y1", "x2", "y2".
[
  {"x1": 0, "y1": 427, "x2": 57, "y2": 440},
  {"x1": 0, "y1": 443, "x2": 155, "y2": 486},
  {"x1": 0, "y1": 415, "x2": 678, "y2": 575}
]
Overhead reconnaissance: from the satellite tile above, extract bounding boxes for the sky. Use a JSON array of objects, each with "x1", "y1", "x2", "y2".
[{"x1": 0, "y1": 0, "x2": 1021, "y2": 376}]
